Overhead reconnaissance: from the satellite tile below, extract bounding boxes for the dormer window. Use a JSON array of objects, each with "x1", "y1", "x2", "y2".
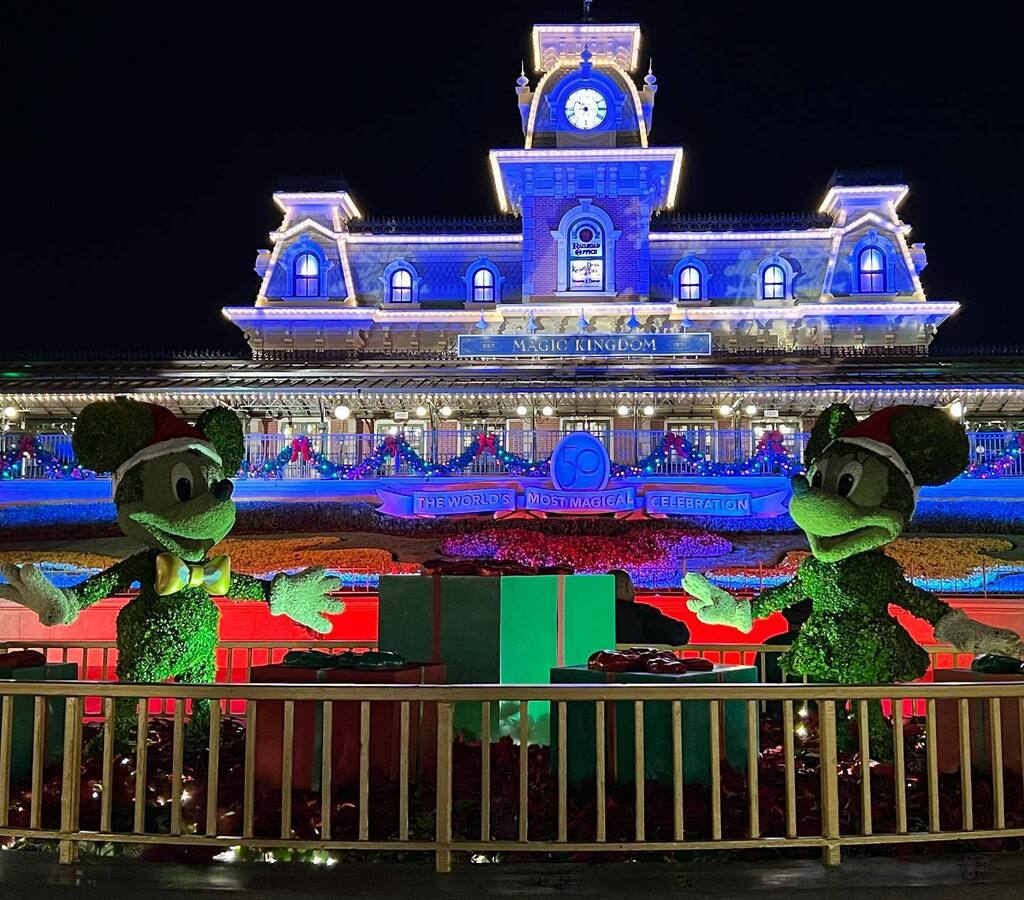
[
  {"x1": 390, "y1": 268, "x2": 413, "y2": 303},
  {"x1": 472, "y1": 267, "x2": 495, "y2": 302},
  {"x1": 293, "y1": 252, "x2": 319, "y2": 297},
  {"x1": 858, "y1": 247, "x2": 885, "y2": 293},
  {"x1": 679, "y1": 265, "x2": 702, "y2": 301},
  {"x1": 762, "y1": 264, "x2": 785, "y2": 300}
]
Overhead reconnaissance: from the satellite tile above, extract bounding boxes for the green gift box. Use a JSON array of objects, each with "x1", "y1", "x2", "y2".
[
  {"x1": 550, "y1": 663, "x2": 757, "y2": 786},
  {"x1": 0, "y1": 662, "x2": 78, "y2": 783},
  {"x1": 379, "y1": 573, "x2": 615, "y2": 741}
]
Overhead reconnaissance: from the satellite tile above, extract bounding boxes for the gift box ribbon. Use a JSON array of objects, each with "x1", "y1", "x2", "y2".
[
  {"x1": 282, "y1": 649, "x2": 408, "y2": 670},
  {"x1": 0, "y1": 650, "x2": 46, "y2": 669}
]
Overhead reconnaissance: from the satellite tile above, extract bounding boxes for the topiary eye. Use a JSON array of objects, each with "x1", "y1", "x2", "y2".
[
  {"x1": 835, "y1": 460, "x2": 863, "y2": 498},
  {"x1": 809, "y1": 459, "x2": 827, "y2": 489},
  {"x1": 170, "y1": 462, "x2": 193, "y2": 502}
]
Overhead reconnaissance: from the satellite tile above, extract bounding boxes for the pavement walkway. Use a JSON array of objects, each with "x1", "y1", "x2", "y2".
[{"x1": 2, "y1": 853, "x2": 1024, "y2": 899}]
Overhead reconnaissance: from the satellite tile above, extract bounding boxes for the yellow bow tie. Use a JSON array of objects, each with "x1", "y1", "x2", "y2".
[{"x1": 154, "y1": 552, "x2": 231, "y2": 597}]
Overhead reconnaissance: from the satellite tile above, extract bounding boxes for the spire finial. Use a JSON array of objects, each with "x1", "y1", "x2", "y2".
[
  {"x1": 644, "y1": 59, "x2": 658, "y2": 89},
  {"x1": 516, "y1": 60, "x2": 529, "y2": 89},
  {"x1": 579, "y1": 44, "x2": 593, "y2": 74}
]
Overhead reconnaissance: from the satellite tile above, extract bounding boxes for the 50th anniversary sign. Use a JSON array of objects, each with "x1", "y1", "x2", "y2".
[{"x1": 375, "y1": 432, "x2": 784, "y2": 519}]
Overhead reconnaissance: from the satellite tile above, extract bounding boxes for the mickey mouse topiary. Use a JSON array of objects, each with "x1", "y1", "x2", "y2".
[
  {"x1": 685, "y1": 403, "x2": 1024, "y2": 755},
  {"x1": 0, "y1": 400, "x2": 343, "y2": 733}
]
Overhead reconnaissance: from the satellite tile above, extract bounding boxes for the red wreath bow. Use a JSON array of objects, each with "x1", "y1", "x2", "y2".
[
  {"x1": 476, "y1": 432, "x2": 497, "y2": 455},
  {"x1": 289, "y1": 435, "x2": 312, "y2": 463},
  {"x1": 757, "y1": 430, "x2": 786, "y2": 454},
  {"x1": 664, "y1": 432, "x2": 687, "y2": 456},
  {"x1": 383, "y1": 435, "x2": 400, "y2": 458},
  {"x1": 16, "y1": 435, "x2": 36, "y2": 458}
]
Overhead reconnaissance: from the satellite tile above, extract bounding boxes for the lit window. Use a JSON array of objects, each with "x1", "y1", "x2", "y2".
[
  {"x1": 762, "y1": 264, "x2": 785, "y2": 300},
  {"x1": 390, "y1": 268, "x2": 413, "y2": 303},
  {"x1": 293, "y1": 252, "x2": 319, "y2": 297},
  {"x1": 568, "y1": 220, "x2": 604, "y2": 291},
  {"x1": 472, "y1": 268, "x2": 495, "y2": 302},
  {"x1": 679, "y1": 265, "x2": 701, "y2": 301},
  {"x1": 859, "y1": 247, "x2": 885, "y2": 293}
]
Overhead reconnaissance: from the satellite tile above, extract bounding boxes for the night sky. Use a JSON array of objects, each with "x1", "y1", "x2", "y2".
[{"x1": 6, "y1": 2, "x2": 1020, "y2": 353}]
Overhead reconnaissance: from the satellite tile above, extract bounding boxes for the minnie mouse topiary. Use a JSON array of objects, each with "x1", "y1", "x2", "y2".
[{"x1": 684, "y1": 404, "x2": 1024, "y2": 753}]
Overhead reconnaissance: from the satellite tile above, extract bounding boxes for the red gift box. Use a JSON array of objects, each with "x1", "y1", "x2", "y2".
[
  {"x1": 933, "y1": 669, "x2": 1023, "y2": 775},
  {"x1": 252, "y1": 661, "x2": 447, "y2": 791}
]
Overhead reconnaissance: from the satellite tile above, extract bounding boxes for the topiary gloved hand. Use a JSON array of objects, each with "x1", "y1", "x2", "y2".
[
  {"x1": 933, "y1": 608, "x2": 1024, "y2": 659},
  {"x1": 268, "y1": 567, "x2": 344, "y2": 634},
  {"x1": 0, "y1": 563, "x2": 79, "y2": 626},
  {"x1": 683, "y1": 573, "x2": 753, "y2": 633}
]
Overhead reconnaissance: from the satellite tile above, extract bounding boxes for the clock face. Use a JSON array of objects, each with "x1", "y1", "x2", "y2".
[{"x1": 564, "y1": 88, "x2": 607, "y2": 131}]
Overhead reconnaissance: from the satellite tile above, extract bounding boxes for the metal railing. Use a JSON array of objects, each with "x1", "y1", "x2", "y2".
[
  {"x1": 241, "y1": 428, "x2": 810, "y2": 477},
  {"x1": 1, "y1": 677, "x2": 1023, "y2": 871},
  {"x1": 6, "y1": 429, "x2": 1022, "y2": 480}
]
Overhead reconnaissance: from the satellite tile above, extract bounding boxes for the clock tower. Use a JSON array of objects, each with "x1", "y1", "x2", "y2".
[{"x1": 493, "y1": 20, "x2": 682, "y2": 302}]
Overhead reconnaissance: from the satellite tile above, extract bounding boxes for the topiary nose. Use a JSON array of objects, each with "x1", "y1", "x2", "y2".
[{"x1": 211, "y1": 479, "x2": 234, "y2": 502}]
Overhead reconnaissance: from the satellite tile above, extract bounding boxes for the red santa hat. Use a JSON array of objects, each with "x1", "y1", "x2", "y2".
[
  {"x1": 111, "y1": 403, "x2": 222, "y2": 492},
  {"x1": 828, "y1": 405, "x2": 917, "y2": 492}
]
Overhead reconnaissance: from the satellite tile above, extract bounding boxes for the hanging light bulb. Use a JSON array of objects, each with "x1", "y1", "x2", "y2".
[
  {"x1": 516, "y1": 405, "x2": 528, "y2": 417},
  {"x1": 415, "y1": 405, "x2": 428, "y2": 418},
  {"x1": 949, "y1": 400, "x2": 964, "y2": 419},
  {"x1": 617, "y1": 404, "x2": 630, "y2": 417},
  {"x1": 439, "y1": 406, "x2": 453, "y2": 418},
  {"x1": 718, "y1": 405, "x2": 734, "y2": 417},
  {"x1": 744, "y1": 404, "x2": 757, "y2": 416},
  {"x1": 333, "y1": 405, "x2": 350, "y2": 420},
  {"x1": 541, "y1": 405, "x2": 554, "y2": 417},
  {"x1": 643, "y1": 405, "x2": 655, "y2": 417}
]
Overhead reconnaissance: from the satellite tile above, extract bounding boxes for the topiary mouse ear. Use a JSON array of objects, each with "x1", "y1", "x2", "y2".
[
  {"x1": 803, "y1": 403, "x2": 858, "y2": 465},
  {"x1": 889, "y1": 406, "x2": 968, "y2": 486},
  {"x1": 73, "y1": 399, "x2": 155, "y2": 473},
  {"x1": 196, "y1": 407, "x2": 245, "y2": 475}
]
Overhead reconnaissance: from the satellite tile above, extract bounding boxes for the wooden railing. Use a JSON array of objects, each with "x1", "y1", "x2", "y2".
[{"x1": 1, "y1": 678, "x2": 1023, "y2": 871}]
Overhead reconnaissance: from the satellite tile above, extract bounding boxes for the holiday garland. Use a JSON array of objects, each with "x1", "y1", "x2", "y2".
[
  {"x1": 238, "y1": 431, "x2": 805, "y2": 481},
  {"x1": 0, "y1": 434, "x2": 94, "y2": 480}
]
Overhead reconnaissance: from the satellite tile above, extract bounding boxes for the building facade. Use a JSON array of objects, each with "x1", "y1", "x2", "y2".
[{"x1": 2, "y1": 19, "x2": 1022, "y2": 503}]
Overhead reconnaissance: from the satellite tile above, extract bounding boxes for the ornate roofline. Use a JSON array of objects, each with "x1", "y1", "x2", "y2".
[
  {"x1": 347, "y1": 214, "x2": 522, "y2": 235},
  {"x1": 650, "y1": 212, "x2": 834, "y2": 233}
]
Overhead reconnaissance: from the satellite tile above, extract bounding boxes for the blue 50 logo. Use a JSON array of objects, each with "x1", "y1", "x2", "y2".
[{"x1": 550, "y1": 432, "x2": 611, "y2": 492}]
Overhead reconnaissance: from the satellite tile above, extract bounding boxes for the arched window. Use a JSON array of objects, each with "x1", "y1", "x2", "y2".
[
  {"x1": 390, "y1": 268, "x2": 413, "y2": 303},
  {"x1": 858, "y1": 247, "x2": 885, "y2": 293},
  {"x1": 762, "y1": 264, "x2": 785, "y2": 300},
  {"x1": 472, "y1": 267, "x2": 495, "y2": 302},
  {"x1": 679, "y1": 265, "x2": 702, "y2": 301},
  {"x1": 293, "y1": 252, "x2": 319, "y2": 297},
  {"x1": 568, "y1": 220, "x2": 604, "y2": 291}
]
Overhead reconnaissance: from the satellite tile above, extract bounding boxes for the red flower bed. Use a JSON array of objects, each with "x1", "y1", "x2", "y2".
[{"x1": 438, "y1": 525, "x2": 731, "y2": 588}]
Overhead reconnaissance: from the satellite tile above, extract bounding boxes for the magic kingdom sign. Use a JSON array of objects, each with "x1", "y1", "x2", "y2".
[
  {"x1": 457, "y1": 332, "x2": 712, "y2": 358},
  {"x1": 375, "y1": 432, "x2": 788, "y2": 519}
]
